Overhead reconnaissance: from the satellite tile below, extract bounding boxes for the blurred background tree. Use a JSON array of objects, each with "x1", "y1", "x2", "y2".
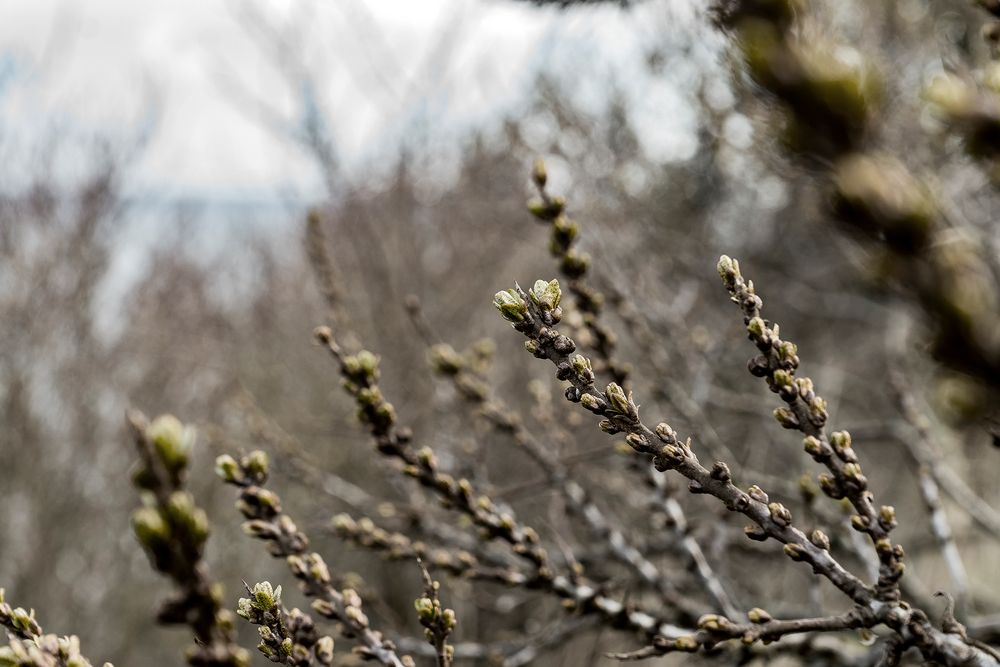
[{"x1": 1, "y1": 0, "x2": 999, "y2": 664}]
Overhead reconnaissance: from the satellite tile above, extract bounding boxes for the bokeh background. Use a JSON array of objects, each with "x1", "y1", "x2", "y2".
[{"x1": 2, "y1": 0, "x2": 999, "y2": 664}]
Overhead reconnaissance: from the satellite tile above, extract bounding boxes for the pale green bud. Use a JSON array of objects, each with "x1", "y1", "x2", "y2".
[
  {"x1": 414, "y1": 597, "x2": 435, "y2": 622},
  {"x1": 579, "y1": 393, "x2": 602, "y2": 412},
  {"x1": 717, "y1": 255, "x2": 740, "y2": 283},
  {"x1": 570, "y1": 354, "x2": 592, "y2": 374},
  {"x1": 783, "y1": 543, "x2": 806, "y2": 561},
  {"x1": 531, "y1": 159, "x2": 547, "y2": 187},
  {"x1": 132, "y1": 507, "x2": 169, "y2": 548},
  {"x1": 244, "y1": 450, "x2": 270, "y2": 479},
  {"x1": 332, "y1": 513, "x2": 356, "y2": 533},
  {"x1": 674, "y1": 636, "x2": 700, "y2": 652},
  {"x1": 147, "y1": 414, "x2": 194, "y2": 472},
  {"x1": 810, "y1": 529, "x2": 830, "y2": 550},
  {"x1": 529, "y1": 278, "x2": 561, "y2": 311},
  {"x1": 9, "y1": 607, "x2": 36, "y2": 635},
  {"x1": 829, "y1": 431, "x2": 851, "y2": 451},
  {"x1": 355, "y1": 350, "x2": 379, "y2": 376},
  {"x1": 605, "y1": 383, "x2": 631, "y2": 415},
  {"x1": 236, "y1": 597, "x2": 254, "y2": 620},
  {"x1": 214, "y1": 454, "x2": 242, "y2": 484},
  {"x1": 429, "y1": 344, "x2": 464, "y2": 375},
  {"x1": 252, "y1": 581, "x2": 280, "y2": 612},
  {"x1": 314, "y1": 636, "x2": 335, "y2": 665},
  {"x1": 773, "y1": 407, "x2": 799, "y2": 429},
  {"x1": 493, "y1": 289, "x2": 528, "y2": 323}
]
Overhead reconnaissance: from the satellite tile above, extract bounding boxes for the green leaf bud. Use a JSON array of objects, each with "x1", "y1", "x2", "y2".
[
  {"x1": 132, "y1": 507, "x2": 169, "y2": 548},
  {"x1": 829, "y1": 431, "x2": 851, "y2": 451},
  {"x1": 531, "y1": 159, "x2": 547, "y2": 187},
  {"x1": 810, "y1": 529, "x2": 830, "y2": 550},
  {"x1": 414, "y1": 597, "x2": 435, "y2": 622},
  {"x1": 783, "y1": 543, "x2": 806, "y2": 561},
  {"x1": 214, "y1": 454, "x2": 243, "y2": 484},
  {"x1": 493, "y1": 289, "x2": 528, "y2": 323},
  {"x1": 605, "y1": 383, "x2": 631, "y2": 416},
  {"x1": 529, "y1": 278, "x2": 562, "y2": 311},
  {"x1": 773, "y1": 407, "x2": 799, "y2": 429},
  {"x1": 147, "y1": 414, "x2": 194, "y2": 473},
  {"x1": 251, "y1": 581, "x2": 280, "y2": 612},
  {"x1": 674, "y1": 636, "x2": 700, "y2": 652},
  {"x1": 314, "y1": 636, "x2": 335, "y2": 665},
  {"x1": 244, "y1": 450, "x2": 269, "y2": 480},
  {"x1": 429, "y1": 344, "x2": 464, "y2": 375}
]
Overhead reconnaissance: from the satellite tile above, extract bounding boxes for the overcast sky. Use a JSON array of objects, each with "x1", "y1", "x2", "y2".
[{"x1": 0, "y1": 0, "x2": 718, "y2": 204}]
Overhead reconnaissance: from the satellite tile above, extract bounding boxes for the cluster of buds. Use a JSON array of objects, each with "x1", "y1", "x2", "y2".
[
  {"x1": 723, "y1": 0, "x2": 879, "y2": 160},
  {"x1": 526, "y1": 162, "x2": 626, "y2": 383},
  {"x1": 216, "y1": 450, "x2": 312, "y2": 561},
  {"x1": 131, "y1": 415, "x2": 211, "y2": 569},
  {"x1": 925, "y1": 68, "x2": 1000, "y2": 167},
  {"x1": 529, "y1": 279, "x2": 562, "y2": 315},
  {"x1": 315, "y1": 328, "x2": 399, "y2": 439},
  {"x1": 215, "y1": 449, "x2": 269, "y2": 487},
  {"x1": 414, "y1": 566, "x2": 457, "y2": 667},
  {"x1": 527, "y1": 161, "x2": 590, "y2": 282},
  {"x1": 413, "y1": 595, "x2": 457, "y2": 643},
  {"x1": 496, "y1": 279, "x2": 565, "y2": 329},
  {"x1": 426, "y1": 341, "x2": 496, "y2": 405},
  {"x1": 217, "y1": 451, "x2": 410, "y2": 667},
  {"x1": 127, "y1": 411, "x2": 248, "y2": 667},
  {"x1": 718, "y1": 258, "x2": 909, "y2": 600},
  {"x1": 0, "y1": 632, "x2": 110, "y2": 667},
  {"x1": 427, "y1": 344, "x2": 465, "y2": 376},
  {"x1": 831, "y1": 154, "x2": 936, "y2": 254},
  {"x1": 0, "y1": 590, "x2": 41, "y2": 639},
  {"x1": 236, "y1": 582, "x2": 335, "y2": 666},
  {"x1": 718, "y1": 257, "x2": 832, "y2": 432},
  {"x1": 493, "y1": 289, "x2": 529, "y2": 324}
]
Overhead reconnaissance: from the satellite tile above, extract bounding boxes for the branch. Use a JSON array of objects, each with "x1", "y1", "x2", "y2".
[
  {"x1": 235, "y1": 582, "x2": 335, "y2": 665},
  {"x1": 126, "y1": 411, "x2": 248, "y2": 667},
  {"x1": 310, "y1": 326, "x2": 700, "y2": 641},
  {"x1": 492, "y1": 265, "x2": 1000, "y2": 665},
  {"x1": 215, "y1": 452, "x2": 411, "y2": 667},
  {"x1": 0, "y1": 589, "x2": 109, "y2": 667},
  {"x1": 717, "y1": 256, "x2": 905, "y2": 601}
]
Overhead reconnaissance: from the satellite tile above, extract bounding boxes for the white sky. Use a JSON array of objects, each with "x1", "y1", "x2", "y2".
[{"x1": 0, "y1": 0, "x2": 720, "y2": 203}]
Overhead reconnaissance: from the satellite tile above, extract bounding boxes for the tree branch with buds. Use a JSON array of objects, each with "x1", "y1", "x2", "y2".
[
  {"x1": 0, "y1": 588, "x2": 110, "y2": 667},
  {"x1": 126, "y1": 411, "x2": 249, "y2": 667},
  {"x1": 493, "y1": 262, "x2": 1000, "y2": 665},
  {"x1": 215, "y1": 451, "x2": 411, "y2": 667}
]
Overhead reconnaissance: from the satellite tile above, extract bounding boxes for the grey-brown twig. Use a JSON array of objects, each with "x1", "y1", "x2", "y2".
[{"x1": 215, "y1": 451, "x2": 411, "y2": 667}]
